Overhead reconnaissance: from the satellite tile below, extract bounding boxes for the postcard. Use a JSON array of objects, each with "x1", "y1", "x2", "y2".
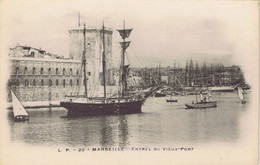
[{"x1": 0, "y1": 0, "x2": 258, "y2": 164}]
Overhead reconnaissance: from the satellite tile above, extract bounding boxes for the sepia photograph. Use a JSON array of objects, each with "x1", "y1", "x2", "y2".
[{"x1": 0, "y1": 0, "x2": 258, "y2": 164}]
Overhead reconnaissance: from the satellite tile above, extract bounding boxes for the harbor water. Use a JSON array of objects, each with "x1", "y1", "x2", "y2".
[{"x1": 7, "y1": 91, "x2": 251, "y2": 149}]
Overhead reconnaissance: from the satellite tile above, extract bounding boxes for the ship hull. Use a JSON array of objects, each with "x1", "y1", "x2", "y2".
[
  {"x1": 60, "y1": 99, "x2": 144, "y2": 117},
  {"x1": 154, "y1": 93, "x2": 166, "y2": 97},
  {"x1": 208, "y1": 86, "x2": 235, "y2": 92},
  {"x1": 166, "y1": 99, "x2": 178, "y2": 102},
  {"x1": 185, "y1": 101, "x2": 217, "y2": 109}
]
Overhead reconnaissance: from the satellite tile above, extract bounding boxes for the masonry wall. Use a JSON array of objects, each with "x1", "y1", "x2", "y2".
[{"x1": 7, "y1": 58, "x2": 81, "y2": 102}]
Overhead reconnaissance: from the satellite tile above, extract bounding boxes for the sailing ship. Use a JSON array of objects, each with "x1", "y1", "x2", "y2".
[
  {"x1": 185, "y1": 90, "x2": 217, "y2": 109},
  {"x1": 237, "y1": 86, "x2": 246, "y2": 104},
  {"x1": 60, "y1": 21, "x2": 150, "y2": 117},
  {"x1": 11, "y1": 91, "x2": 30, "y2": 121}
]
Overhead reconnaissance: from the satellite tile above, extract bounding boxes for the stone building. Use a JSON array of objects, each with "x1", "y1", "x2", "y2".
[
  {"x1": 7, "y1": 25, "x2": 114, "y2": 104},
  {"x1": 7, "y1": 57, "x2": 81, "y2": 102}
]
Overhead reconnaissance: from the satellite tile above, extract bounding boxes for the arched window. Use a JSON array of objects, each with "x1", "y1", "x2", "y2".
[
  {"x1": 16, "y1": 67, "x2": 19, "y2": 74},
  {"x1": 63, "y1": 79, "x2": 65, "y2": 88},
  {"x1": 41, "y1": 68, "x2": 44, "y2": 74},
  {"x1": 41, "y1": 79, "x2": 44, "y2": 86},
  {"x1": 24, "y1": 67, "x2": 28, "y2": 74},
  {"x1": 70, "y1": 68, "x2": 72, "y2": 75},
  {"x1": 48, "y1": 92, "x2": 52, "y2": 100},
  {"x1": 76, "y1": 69, "x2": 79, "y2": 75},
  {"x1": 77, "y1": 79, "x2": 79, "y2": 86},
  {"x1": 49, "y1": 79, "x2": 52, "y2": 87},
  {"x1": 33, "y1": 79, "x2": 36, "y2": 86},
  {"x1": 48, "y1": 68, "x2": 51, "y2": 75},
  {"x1": 63, "y1": 68, "x2": 66, "y2": 75},
  {"x1": 56, "y1": 68, "x2": 59, "y2": 75},
  {"x1": 16, "y1": 79, "x2": 19, "y2": 86},
  {"x1": 56, "y1": 79, "x2": 59, "y2": 86},
  {"x1": 70, "y1": 79, "x2": 72, "y2": 86},
  {"x1": 25, "y1": 79, "x2": 28, "y2": 86},
  {"x1": 33, "y1": 67, "x2": 36, "y2": 74}
]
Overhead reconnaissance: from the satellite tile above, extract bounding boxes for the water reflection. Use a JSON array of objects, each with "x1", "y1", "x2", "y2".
[{"x1": 7, "y1": 92, "x2": 249, "y2": 147}]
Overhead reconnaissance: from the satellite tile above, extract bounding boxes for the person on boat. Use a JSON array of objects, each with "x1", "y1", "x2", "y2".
[{"x1": 200, "y1": 92, "x2": 203, "y2": 102}]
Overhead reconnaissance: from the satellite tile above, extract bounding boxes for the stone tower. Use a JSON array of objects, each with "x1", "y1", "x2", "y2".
[{"x1": 68, "y1": 25, "x2": 114, "y2": 97}]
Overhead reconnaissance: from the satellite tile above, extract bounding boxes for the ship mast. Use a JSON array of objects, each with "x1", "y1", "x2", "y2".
[
  {"x1": 82, "y1": 23, "x2": 88, "y2": 97},
  {"x1": 102, "y1": 22, "x2": 106, "y2": 98},
  {"x1": 117, "y1": 20, "x2": 132, "y2": 97}
]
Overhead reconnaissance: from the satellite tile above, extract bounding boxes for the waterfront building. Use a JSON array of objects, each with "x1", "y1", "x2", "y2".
[{"x1": 7, "y1": 25, "x2": 114, "y2": 103}]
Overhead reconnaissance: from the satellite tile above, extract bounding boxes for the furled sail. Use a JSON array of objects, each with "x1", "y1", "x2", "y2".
[
  {"x1": 120, "y1": 41, "x2": 131, "y2": 50},
  {"x1": 117, "y1": 29, "x2": 133, "y2": 40},
  {"x1": 11, "y1": 91, "x2": 29, "y2": 117},
  {"x1": 122, "y1": 65, "x2": 130, "y2": 81}
]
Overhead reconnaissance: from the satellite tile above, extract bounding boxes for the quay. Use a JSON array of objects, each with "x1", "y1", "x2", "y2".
[{"x1": 7, "y1": 101, "x2": 61, "y2": 109}]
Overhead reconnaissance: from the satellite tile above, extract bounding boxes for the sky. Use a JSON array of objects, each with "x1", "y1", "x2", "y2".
[{"x1": 0, "y1": 1, "x2": 258, "y2": 76}]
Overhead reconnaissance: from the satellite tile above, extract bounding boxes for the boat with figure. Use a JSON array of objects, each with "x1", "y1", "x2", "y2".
[
  {"x1": 60, "y1": 21, "x2": 156, "y2": 117},
  {"x1": 11, "y1": 90, "x2": 30, "y2": 121},
  {"x1": 154, "y1": 91, "x2": 166, "y2": 97},
  {"x1": 166, "y1": 93, "x2": 178, "y2": 102},
  {"x1": 185, "y1": 90, "x2": 217, "y2": 109},
  {"x1": 237, "y1": 86, "x2": 246, "y2": 104}
]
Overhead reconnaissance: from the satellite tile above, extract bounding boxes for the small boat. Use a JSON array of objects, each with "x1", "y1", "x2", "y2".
[
  {"x1": 11, "y1": 91, "x2": 30, "y2": 121},
  {"x1": 166, "y1": 99, "x2": 178, "y2": 102},
  {"x1": 185, "y1": 101, "x2": 217, "y2": 109},
  {"x1": 238, "y1": 86, "x2": 246, "y2": 104},
  {"x1": 154, "y1": 92, "x2": 166, "y2": 97},
  {"x1": 166, "y1": 94, "x2": 178, "y2": 102},
  {"x1": 185, "y1": 91, "x2": 217, "y2": 109}
]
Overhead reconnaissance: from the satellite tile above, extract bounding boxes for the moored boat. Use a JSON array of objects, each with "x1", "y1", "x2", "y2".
[
  {"x1": 154, "y1": 92, "x2": 166, "y2": 97},
  {"x1": 185, "y1": 90, "x2": 217, "y2": 109},
  {"x1": 185, "y1": 101, "x2": 217, "y2": 109},
  {"x1": 166, "y1": 93, "x2": 178, "y2": 102},
  {"x1": 60, "y1": 21, "x2": 153, "y2": 117},
  {"x1": 166, "y1": 99, "x2": 178, "y2": 102}
]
